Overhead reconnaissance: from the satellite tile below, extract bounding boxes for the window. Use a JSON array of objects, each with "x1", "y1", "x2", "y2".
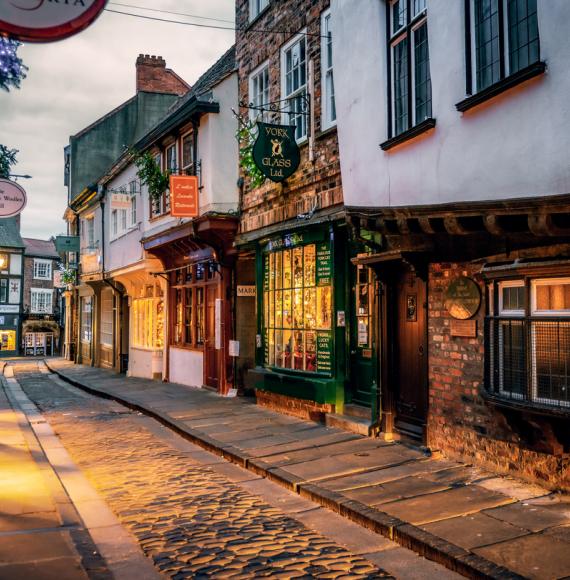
[
  {"x1": 282, "y1": 33, "x2": 308, "y2": 141},
  {"x1": 111, "y1": 209, "x2": 118, "y2": 237},
  {"x1": 468, "y1": 0, "x2": 540, "y2": 93},
  {"x1": 166, "y1": 144, "x2": 177, "y2": 175},
  {"x1": 250, "y1": 0, "x2": 269, "y2": 21},
  {"x1": 182, "y1": 132, "x2": 195, "y2": 172},
  {"x1": 81, "y1": 296, "x2": 92, "y2": 342},
  {"x1": 31, "y1": 288, "x2": 53, "y2": 314},
  {"x1": 83, "y1": 217, "x2": 95, "y2": 249},
  {"x1": 132, "y1": 285, "x2": 164, "y2": 349},
  {"x1": 171, "y1": 264, "x2": 213, "y2": 349},
  {"x1": 249, "y1": 62, "x2": 270, "y2": 122},
  {"x1": 0, "y1": 279, "x2": 7, "y2": 303},
  {"x1": 388, "y1": 0, "x2": 432, "y2": 137},
  {"x1": 129, "y1": 180, "x2": 137, "y2": 227},
  {"x1": 321, "y1": 10, "x2": 336, "y2": 130},
  {"x1": 487, "y1": 277, "x2": 570, "y2": 410},
  {"x1": 100, "y1": 289, "x2": 114, "y2": 347},
  {"x1": 150, "y1": 152, "x2": 169, "y2": 218},
  {"x1": 263, "y1": 241, "x2": 333, "y2": 374},
  {"x1": 33, "y1": 259, "x2": 52, "y2": 280}
]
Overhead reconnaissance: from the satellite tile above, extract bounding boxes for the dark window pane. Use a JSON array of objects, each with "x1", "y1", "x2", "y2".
[
  {"x1": 392, "y1": 0, "x2": 407, "y2": 33},
  {"x1": 499, "y1": 320, "x2": 527, "y2": 398},
  {"x1": 508, "y1": 0, "x2": 539, "y2": 74},
  {"x1": 393, "y1": 38, "x2": 409, "y2": 135},
  {"x1": 475, "y1": 0, "x2": 501, "y2": 91},
  {"x1": 414, "y1": 22, "x2": 432, "y2": 122}
]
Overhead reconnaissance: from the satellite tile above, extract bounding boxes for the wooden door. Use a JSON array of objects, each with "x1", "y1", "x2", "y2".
[
  {"x1": 394, "y1": 268, "x2": 428, "y2": 437},
  {"x1": 204, "y1": 285, "x2": 220, "y2": 389}
]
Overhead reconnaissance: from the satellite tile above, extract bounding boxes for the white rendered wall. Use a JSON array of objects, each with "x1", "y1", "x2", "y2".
[
  {"x1": 169, "y1": 347, "x2": 203, "y2": 387},
  {"x1": 332, "y1": 0, "x2": 570, "y2": 208}
]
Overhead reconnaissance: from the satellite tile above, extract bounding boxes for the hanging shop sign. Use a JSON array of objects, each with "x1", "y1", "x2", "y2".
[
  {"x1": 169, "y1": 175, "x2": 199, "y2": 218},
  {"x1": 111, "y1": 193, "x2": 131, "y2": 208},
  {"x1": 0, "y1": 0, "x2": 108, "y2": 43},
  {"x1": 444, "y1": 276, "x2": 481, "y2": 320},
  {"x1": 252, "y1": 122, "x2": 301, "y2": 183},
  {"x1": 54, "y1": 235, "x2": 80, "y2": 253},
  {"x1": 0, "y1": 179, "x2": 27, "y2": 218}
]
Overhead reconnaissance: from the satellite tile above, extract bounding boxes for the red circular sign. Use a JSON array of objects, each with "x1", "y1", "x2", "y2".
[
  {"x1": 0, "y1": 0, "x2": 107, "y2": 43},
  {"x1": 0, "y1": 179, "x2": 27, "y2": 218}
]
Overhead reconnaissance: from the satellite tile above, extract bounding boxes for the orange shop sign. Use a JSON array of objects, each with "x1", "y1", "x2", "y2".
[{"x1": 169, "y1": 175, "x2": 199, "y2": 218}]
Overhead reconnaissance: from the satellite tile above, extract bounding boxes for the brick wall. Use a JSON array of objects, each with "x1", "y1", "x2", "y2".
[
  {"x1": 136, "y1": 54, "x2": 189, "y2": 96},
  {"x1": 236, "y1": 0, "x2": 343, "y2": 233},
  {"x1": 427, "y1": 262, "x2": 570, "y2": 492},
  {"x1": 256, "y1": 390, "x2": 334, "y2": 422}
]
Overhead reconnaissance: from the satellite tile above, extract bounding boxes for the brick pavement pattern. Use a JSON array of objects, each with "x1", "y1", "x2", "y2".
[{"x1": 14, "y1": 364, "x2": 392, "y2": 580}]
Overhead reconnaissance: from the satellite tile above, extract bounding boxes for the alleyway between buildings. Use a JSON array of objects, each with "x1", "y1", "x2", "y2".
[
  {"x1": 2, "y1": 359, "x2": 464, "y2": 579},
  {"x1": 36, "y1": 359, "x2": 570, "y2": 578}
]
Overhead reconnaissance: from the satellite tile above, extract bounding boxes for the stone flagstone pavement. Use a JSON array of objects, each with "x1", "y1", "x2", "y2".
[{"x1": 46, "y1": 358, "x2": 570, "y2": 580}]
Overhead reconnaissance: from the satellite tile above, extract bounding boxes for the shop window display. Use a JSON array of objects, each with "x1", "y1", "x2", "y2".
[
  {"x1": 132, "y1": 284, "x2": 164, "y2": 350},
  {"x1": 263, "y1": 242, "x2": 332, "y2": 374}
]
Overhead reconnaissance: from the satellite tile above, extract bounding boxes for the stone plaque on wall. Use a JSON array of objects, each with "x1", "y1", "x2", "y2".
[{"x1": 444, "y1": 276, "x2": 481, "y2": 320}]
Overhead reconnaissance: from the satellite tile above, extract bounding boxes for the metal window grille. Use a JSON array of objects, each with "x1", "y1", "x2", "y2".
[{"x1": 486, "y1": 316, "x2": 570, "y2": 410}]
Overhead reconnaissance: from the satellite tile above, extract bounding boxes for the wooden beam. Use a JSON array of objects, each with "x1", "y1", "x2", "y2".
[
  {"x1": 443, "y1": 216, "x2": 469, "y2": 235},
  {"x1": 483, "y1": 214, "x2": 504, "y2": 235},
  {"x1": 418, "y1": 217, "x2": 435, "y2": 234},
  {"x1": 396, "y1": 218, "x2": 410, "y2": 235}
]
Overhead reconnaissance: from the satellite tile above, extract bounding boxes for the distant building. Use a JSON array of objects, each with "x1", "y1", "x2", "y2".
[
  {"x1": 22, "y1": 238, "x2": 61, "y2": 357},
  {"x1": 0, "y1": 218, "x2": 25, "y2": 357}
]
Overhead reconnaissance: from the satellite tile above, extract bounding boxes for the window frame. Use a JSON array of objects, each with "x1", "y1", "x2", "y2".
[
  {"x1": 384, "y1": 0, "x2": 434, "y2": 145},
  {"x1": 463, "y1": 0, "x2": 542, "y2": 100},
  {"x1": 281, "y1": 31, "x2": 308, "y2": 143},
  {"x1": 498, "y1": 279, "x2": 525, "y2": 317},
  {"x1": 530, "y1": 278, "x2": 570, "y2": 317},
  {"x1": 30, "y1": 288, "x2": 53, "y2": 314},
  {"x1": 321, "y1": 9, "x2": 336, "y2": 131},
  {"x1": 250, "y1": 0, "x2": 269, "y2": 22},
  {"x1": 33, "y1": 258, "x2": 52, "y2": 281},
  {"x1": 249, "y1": 60, "x2": 270, "y2": 123},
  {"x1": 181, "y1": 131, "x2": 195, "y2": 172},
  {"x1": 150, "y1": 151, "x2": 169, "y2": 219}
]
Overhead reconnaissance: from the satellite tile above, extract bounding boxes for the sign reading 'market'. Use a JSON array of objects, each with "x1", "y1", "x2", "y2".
[
  {"x1": 0, "y1": 0, "x2": 108, "y2": 43},
  {"x1": 0, "y1": 179, "x2": 27, "y2": 218}
]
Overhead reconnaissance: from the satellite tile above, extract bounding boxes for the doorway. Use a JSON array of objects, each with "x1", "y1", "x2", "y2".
[
  {"x1": 393, "y1": 266, "x2": 428, "y2": 437},
  {"x1": 204, "y1": 285, "x2": 220, "y2": 389},
  {"x1": 349, "y1": 264, "x2": 375, "y2": 408}
]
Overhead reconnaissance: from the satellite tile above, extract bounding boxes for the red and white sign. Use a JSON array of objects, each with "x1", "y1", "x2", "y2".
[
  {"x1": 0, "y1": 0, "x2": 107, "y2": 43},
  {"x1": 169, "y1": 175, "x2": 199, "y2": 218},
  {"x1": 0, "y1": 179, "x2": 27, "y2": 218}
]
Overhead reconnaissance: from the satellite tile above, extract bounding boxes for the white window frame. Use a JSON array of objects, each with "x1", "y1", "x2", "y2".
[
  {"x1": 30, "y1": 288, "x2": 53, "y2": 314},
  {"x1": 181, "y1": 131, "x2": 195, "y2": 171},
  {"x1": 321, "y1": 9, "x2": 336, "y2": 130},
  {"x1": 166, "y1": 143, "x2": 177, "y2": 175},
  {"x1": 281, "y1": 31, "x2": 308, "y2": 142},
  {"x1": 129, "y1": 180, "x2": 137, "y2": 227},
  {"x1": 111, "y1": 209, "x2": 118, "y2": 238},
  {"x1": 33, "y1": 258, "x2": 52, "y2": 280},
  {"x1": 250, "y1": 0, "x2": 269, "y2": 21},
  {"x1": 249, "y1": 60, "x2": 270, "y2": 123},
  {"x1": 530, "y1": 278, "x2": 570, "y2": 317},
  {"x1": 498, "y1": 280, "x2": 525, "y2": 317}
]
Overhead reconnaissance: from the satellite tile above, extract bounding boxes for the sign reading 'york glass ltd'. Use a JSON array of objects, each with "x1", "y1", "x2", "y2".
[
  {"x1": 0, "y1": 179, "x2": 27, "y2": 218},
  {"x1": 0, "y1": 0, "x2": 107, "y2": 43},
  {"x1": 252, "y1": 122, "x2": 300, "y2": 183},
  {"x1": 169, "y1": 175, "x2": 199, "y2": 218}
]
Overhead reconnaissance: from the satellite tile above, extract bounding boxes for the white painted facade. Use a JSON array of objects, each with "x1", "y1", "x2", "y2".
[{"x1": 332, "y1": 0, "x2": 570, "y2": 208}]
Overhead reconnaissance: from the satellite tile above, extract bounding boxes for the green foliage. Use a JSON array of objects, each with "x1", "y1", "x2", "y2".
[
  {"x1": 60, "y1": 268, "x2": 76, "y2": 286},
  {"x1": 0, "y1": 145, "x2": 18, "y2": 179},
  {"x1": 0, "y1": 37, "x2": 27, "y2": 92},
  {"x1": 235, "y1": 115, "x2": 266, "y2": 189},
  {"x1": 131, "y1": 149, "x2": 169, "y2": 201}
]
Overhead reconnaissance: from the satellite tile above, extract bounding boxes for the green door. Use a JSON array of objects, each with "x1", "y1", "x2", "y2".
[{"x1": 349, "y1": 264, "x2": 375, "y2": 407}]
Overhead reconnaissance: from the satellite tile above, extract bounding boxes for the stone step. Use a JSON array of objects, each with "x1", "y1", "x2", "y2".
[
  {"x1": 325, "y1": 413, "x2": 371, "y2": 436},
  {"x1": 344, "y1": 404, "x2": 372, "y2": 421}
]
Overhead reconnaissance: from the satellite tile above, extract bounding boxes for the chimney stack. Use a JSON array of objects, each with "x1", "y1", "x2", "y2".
[{"x1": 136, "y1": 54, "x2": 190, "y2": 96}]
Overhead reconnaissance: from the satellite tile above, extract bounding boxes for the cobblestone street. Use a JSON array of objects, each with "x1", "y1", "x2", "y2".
[{"x1": 9, "y1": 361, "x2": 461, "y2": 579}]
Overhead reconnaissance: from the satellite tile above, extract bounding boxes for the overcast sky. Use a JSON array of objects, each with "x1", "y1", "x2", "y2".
[{"x1": 0, "y1": 1, "x2": 235, "y2": 240}]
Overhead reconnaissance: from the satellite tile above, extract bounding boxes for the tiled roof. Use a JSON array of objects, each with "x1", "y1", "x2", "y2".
[
  {"x1": 23, "y1": 237, "x2": 59, "y2": 258},
  {"x1": 0, "y1": 218, "x2": 24, "y2": 249}
]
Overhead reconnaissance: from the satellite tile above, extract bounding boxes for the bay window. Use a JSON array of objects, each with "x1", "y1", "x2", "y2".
[
  {"x1": 263, "y1": 241, "x2": 333, "y2": 374},
  {"x1": 487, "y1": 277, "x2": 570, "y2": 410}
]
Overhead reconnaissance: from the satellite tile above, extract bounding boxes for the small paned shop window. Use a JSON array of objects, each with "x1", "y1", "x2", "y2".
[
  {"x1": 263, "y1": 242, "x2": 333, "y2": 374},
  {"x1": 132, "y1": 285, "x2": 164, "y2": 350},
  {"x1": 0, "y1": 330, "x2": 16, "y2": 352},
  {"x1": 487, "y1": 278, "x2": 570, "y2": 410},
  {"x1": 80, "y1": 296, "x2": 93, "y2": 342},
  {"x1": 171, "y1": 264, "x2": 210, "y2": 349}
]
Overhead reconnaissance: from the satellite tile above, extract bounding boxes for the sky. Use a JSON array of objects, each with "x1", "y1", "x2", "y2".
[{"x1": 0, "y1": 1, "x2": 235, "y2": 240}]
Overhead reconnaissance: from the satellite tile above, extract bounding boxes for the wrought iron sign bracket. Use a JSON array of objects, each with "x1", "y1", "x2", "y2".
[{"x1": 239, "y1": 95, "x2": 311, "y2": 119}]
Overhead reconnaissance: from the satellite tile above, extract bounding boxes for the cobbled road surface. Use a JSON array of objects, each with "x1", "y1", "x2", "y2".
[{"x1": 13, "y1": 362, "x2": 461, "y2": 579}]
